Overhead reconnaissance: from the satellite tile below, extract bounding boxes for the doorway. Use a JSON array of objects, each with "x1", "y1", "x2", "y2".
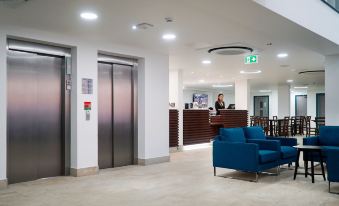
[
  {"x1": 98, "y1": 54, "x2": 137, "y2": 169},
  {"x1": 7, "y1": 39, "x2": 71, "y2": 184},
  {"x1": 295, "y1": 95, "x2": 307, "y2": 116},
  {"x1": 254, "y1": 96, "x2": 269, "y2": 117},
  {"x1": 316, "y1": 93, "x2": 325, "y2": 117}
]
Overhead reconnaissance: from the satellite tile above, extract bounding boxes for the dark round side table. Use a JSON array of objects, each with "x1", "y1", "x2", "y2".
[{"x1": 293, "y1": 145, "x2": 326, "y2": 183}]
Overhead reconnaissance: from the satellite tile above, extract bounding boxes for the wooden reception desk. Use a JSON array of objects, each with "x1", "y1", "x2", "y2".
[
  {"x1": 183, "y1": 109, "x2": 248, "y2": 145},
  {"x1": 169, "y1": 109, "x2": 179, "y2": 147}
]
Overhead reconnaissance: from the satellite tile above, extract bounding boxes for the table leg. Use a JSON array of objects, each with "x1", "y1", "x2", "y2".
[
  {"x1": 319, "y1": 151, "x2": 326, "y2": 181},
  {"x1": 294, "y1": 150, "x2": 301, "y2": 180},
  {"x1": 304, "y1": 160, "x2": 308, "y2": 178},
  {"x1": 311, "y1": 154, "x2": 315, "y2": 183}
]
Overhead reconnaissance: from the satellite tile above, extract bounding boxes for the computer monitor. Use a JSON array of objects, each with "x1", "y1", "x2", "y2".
[{"x1": 227, "y1": 104, "x2": 235, "y2": 109}]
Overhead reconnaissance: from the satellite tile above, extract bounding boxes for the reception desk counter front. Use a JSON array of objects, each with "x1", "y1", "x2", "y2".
[{"x1": 183, "y1": 109, "x2": 248, "y2": 145}]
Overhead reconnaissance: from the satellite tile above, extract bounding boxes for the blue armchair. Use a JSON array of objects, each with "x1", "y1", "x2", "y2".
[
  {"x1": 303, "y1": 126, "x2": 339, "y2": 162},
  {"x1": 213, "y1": 128, "x2": 280, "y2": 181},
  {"x1": 243, "y1": 126, "x2": 298, "y2": 166},
  {"x1": 326, "y1": 148, "x2": 339, "y2": 194}
]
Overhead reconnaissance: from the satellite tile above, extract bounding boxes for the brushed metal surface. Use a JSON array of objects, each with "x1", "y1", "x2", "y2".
[
  {"x1": 113, "y1": 64, "x2": 133, "y2": 167},
  {"x1": 98, "y1": 59, "x2": 135, "y2": 169},
  {"x1": 98, "y1": 63, "x2": 114, "y2": 169},
  {"x1": 7, "y1": 50, "x2": 64, "y2": 184}
]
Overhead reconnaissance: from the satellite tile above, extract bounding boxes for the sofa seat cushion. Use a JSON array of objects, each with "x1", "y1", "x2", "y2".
[
  {"x1": 319, "y1": 126, "x2": 339, "y2": 146},
  {"x1": 219, "y1": 128, "x2": 246, "y2": 143},
  {"x1": 243, "y1": 126, "x2": 266, "y2": 140},
  {"x1": 280, "y1": 146, "x2": 297, "y2": 159},
  {"x1": 258, "y1": 150, "x2": 279, "y2": 164}
]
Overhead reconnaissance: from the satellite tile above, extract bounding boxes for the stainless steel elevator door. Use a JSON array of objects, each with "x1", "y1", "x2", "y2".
[
  {"x1": 113, "y1": 64, "x2": 133, "y2": 167},
  {"x1": 98, "y1": 63, "x2": 114, "y2": 169},
  {"x1": 98, "y1": 62, "x2": 133, "y2": 169},
  {"x1": 7, "y1": 50, "x2": 64, "y2": 184}
]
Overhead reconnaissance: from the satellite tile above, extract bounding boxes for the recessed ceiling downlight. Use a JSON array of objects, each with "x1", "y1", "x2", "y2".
[
  {"x1": 287, "y1": 79, "x2": 294, "y2": 83},
  {"x1": 240, "y1": 70, "x2": 262, "y2": 74},
  {"x1": 277, "y1": 53, "x2": 288, "y2": 58},
  {"x1": 80, "y1": 12, "x2": 98, "y2": 20},
  {"x1": 162, "y1": 33, "x2": 176, "y2": 40},
  {"x1": 202, "y1": 60, "x2": 211, "y2": 65},
  {"x1": 212, "y1": 84, "x2": 233, "y2": 88},
  {"x1": 208, "y1": 46, "x2": 253, "y2": 56}
]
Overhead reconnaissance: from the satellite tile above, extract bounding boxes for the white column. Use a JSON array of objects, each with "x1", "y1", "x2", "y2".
[
  {"x1": 277, "y1": 85, "x2": 290, "y2": 118},
  {"x1": 325, "y1": 55, "x2": 339, "y2": 125},
  {"x1": 0, "y1": 32, "x2": 7, "y2": 184},
  {"x1": 235, "y1": 79, "x2": 249, "y2": 110},
  {"x1": 169, "y1": 70, "x2": 183, "y2": 148}
]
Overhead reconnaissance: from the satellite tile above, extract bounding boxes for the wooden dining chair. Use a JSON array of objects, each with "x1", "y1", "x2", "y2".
[{"x1": 282, "y1": 116, "x2": 290, "y2": 137}]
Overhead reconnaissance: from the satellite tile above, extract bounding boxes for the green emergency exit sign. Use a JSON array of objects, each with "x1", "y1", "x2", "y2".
[{"x1": 244, "y1": 55, "x2": 258, "y2": 64}]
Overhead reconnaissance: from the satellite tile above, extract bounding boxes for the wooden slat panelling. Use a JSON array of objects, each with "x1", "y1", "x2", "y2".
[
  {"x1": 169, "y1": 109, "x2": 179, "y2": 147},
  {"x1": 219, "y1": 110, "x2": 248, "y2": 128}
]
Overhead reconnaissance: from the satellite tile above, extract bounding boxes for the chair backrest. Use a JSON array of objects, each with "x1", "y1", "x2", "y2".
[
  {"x1": 319, "y1": 126, "x2": 339, "y2": 146},
  {"x1": 219, "y1": 128, "x2": 246, "y2": 143},
  {"x1": 243, "y1": 126, "x2": 266, "y2": 140}
]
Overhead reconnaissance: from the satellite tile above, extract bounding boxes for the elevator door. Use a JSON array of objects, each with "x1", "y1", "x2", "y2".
[
  {"x1": 7, "y1": 50, "x2": 65, "y2": 184},
  {"x1": 98, "y1": 62, "x2": 133, "y2": 169}
]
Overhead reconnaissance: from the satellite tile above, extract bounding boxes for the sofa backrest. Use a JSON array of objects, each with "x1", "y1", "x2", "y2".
[
  {"x1": 319, "y1": 126, "x2": 339, "y2": 146},
  {"x1": 243, "y1": 126, "x2": 266, "y2": 140},
  {"x1": 219, "y1": 128, "x2": 246, "y2": 143}
]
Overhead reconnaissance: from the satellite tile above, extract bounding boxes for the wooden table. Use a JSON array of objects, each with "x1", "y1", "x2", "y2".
[{"x1": 293, "y1": 145, "x2": 326, "y2": 183}]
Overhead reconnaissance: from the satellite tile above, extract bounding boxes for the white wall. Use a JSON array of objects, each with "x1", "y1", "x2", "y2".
[
  {"x1": 235, "y1": 79, "x2": 249, "y2": 110},
  {"x1": 325, "y1": 55, "x2": 339, "y2": 125},
  {"x1": 290, "y1": 86, "x2": 325, "y2": 126},
  {"x1": 277, "y1": 85, "x2": 291, "y2": 118},
  {"x1": 0, "y1": 25, "x2": 169, "y2": 180},
  {"x1": 254, "y1": 0, "x2": 339, "y2": 45},
  {"x1": 249, "y1": 90, "x2": 278, "y2": 118}
]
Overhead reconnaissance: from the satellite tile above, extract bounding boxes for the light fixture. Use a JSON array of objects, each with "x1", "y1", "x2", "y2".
[
  {"x1": 212, "y1": 84, "x2": 233, "y2": 88},
  {"x1": 240, "y1": 70, "x2": 262, "y2": 74},
  {"x1": 162, "y1": 33, "x2": 176, "y2": 40},
  {"x1": 294, "y1": 86, "x2": 308, "y2": 89},
  {"x1": 277, "y1": 53, "x2": 288, "y2": 58},
  {"x1": 259, "y1": 90, "x2": 272, "y2": 93},
  {"x1": 80, "y1": 12, "x2": 98, "y2": 20},
  {"x1": 202, "y1": 60, "x2": 211, "y2": 65},
  {"x1": 198, "y1": 79, "x2": 205, "y2": 83},
  {"x1": 287, "y1": 79, "x2": 294, "y2": 83},
  {"x1": 132, "y1": 25, "x2": 137, "y2": 30}
]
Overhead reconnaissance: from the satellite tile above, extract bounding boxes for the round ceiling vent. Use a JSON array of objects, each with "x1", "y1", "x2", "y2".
[{"x1": 208, "y1": 46, "x2": 253, "y2": 56}]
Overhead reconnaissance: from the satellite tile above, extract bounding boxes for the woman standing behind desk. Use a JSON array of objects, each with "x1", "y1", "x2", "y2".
[{"x1": 215, "y1": 94, "x2": 225, "y2": 115}]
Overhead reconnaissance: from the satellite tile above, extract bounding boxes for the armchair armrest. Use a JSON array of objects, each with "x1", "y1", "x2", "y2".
[
  {"x1": 303, "y1": 136, "x2": 319, "y2": 146},
  {"x1": 266, "y1": 137, "x2": 297, "y2": 147},
  {"x1": 247, "y1": 139, "x2": 280, "y2": 151},
  {"x1": 213, "y1": 140, "x2": 259, "y2": 171},
  {"x1": 325, "y1": 148, "x2": 339, "y2": 182}
]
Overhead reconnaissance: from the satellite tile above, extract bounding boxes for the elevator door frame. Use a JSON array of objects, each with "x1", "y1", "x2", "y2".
[
  {"x1": 98, "y1": 53, "x2": 138, "y2": 167},
  {"x1": 6, "y1": 39, "x2": 71, "y2": 182}
]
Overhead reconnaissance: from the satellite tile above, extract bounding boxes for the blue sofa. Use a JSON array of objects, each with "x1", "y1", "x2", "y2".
[
  {"x1": 213, "y1": 127, "x2": 281, "y2": 181},
  {"x1": 303, "y1": 126, "x2": 339, "y2": 161},
  {"x1": 243, "y1": 127, "x2": 298, "y2": 166},
  {"x1": 327, "y1": 148, "x2": 339, "y2": 194}
]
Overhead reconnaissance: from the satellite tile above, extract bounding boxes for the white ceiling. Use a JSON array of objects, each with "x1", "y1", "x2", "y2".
[{"x1": 1, "y1": 0, "x2": 338, "y2": 90}]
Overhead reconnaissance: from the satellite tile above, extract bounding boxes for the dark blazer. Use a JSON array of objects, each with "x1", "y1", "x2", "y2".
[{"x1": 215, "y1": 101, "x2": 225, "y2": 115}]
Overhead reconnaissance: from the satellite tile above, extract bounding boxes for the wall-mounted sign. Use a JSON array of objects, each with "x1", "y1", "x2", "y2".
[
  {"x1": 244, "y1": 55, "x2": 258, "y2": 64},
  {"x1": 82, "y1": 78, "x2": 93, "y2": 94}
]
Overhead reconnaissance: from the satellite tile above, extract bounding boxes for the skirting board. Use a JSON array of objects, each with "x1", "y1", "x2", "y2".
[
  {"x1": 70, "y1": 166, "x2": 98, "y2": 177},
  {"x1": 0, "y1": 179, "x2": 7, "y2": 189},
  {"x1": 138, "y1": 156, "x2": 170, "y2": 166}
]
